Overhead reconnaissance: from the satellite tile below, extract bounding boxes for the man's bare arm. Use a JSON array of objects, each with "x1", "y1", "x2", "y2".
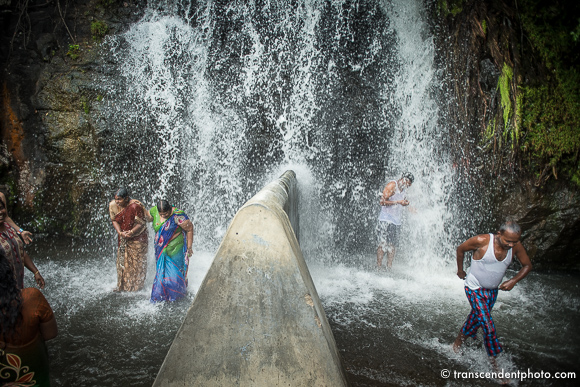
[
  {"x1": 456, "y1": 234, "x2": 488, "y2": 279},
  {"x1": 499, "y1": 243, "x2": 533, "y2": 291},
  {"x1": 380, "y1": 182, "x2": 397, "y2": 206}
]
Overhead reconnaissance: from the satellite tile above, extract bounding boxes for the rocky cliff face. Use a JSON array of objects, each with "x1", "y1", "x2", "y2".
[
  {"x1": 1, "y1": 0, "x2": 145, "y2": 235},
  {"x1": 1, "y1": 0, "x2": 578, "y2": 269},
  {"x1": 433, "y1": 0, "x2": 580, "y2": 270}
]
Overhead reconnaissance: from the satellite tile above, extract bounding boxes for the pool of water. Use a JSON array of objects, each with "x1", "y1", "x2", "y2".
[
  {"x1": 23, "y1": 236, "x2": 211, "y2": 386},
  {"x1": 24, "y1": 237, "x2": 580, "y2": 386},
  {"x1": 310, "y1": 262, "x2": 580, "y2": 386}
]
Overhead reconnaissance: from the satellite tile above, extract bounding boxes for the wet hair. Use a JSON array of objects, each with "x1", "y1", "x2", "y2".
[
  {"x1": 0, "y1": 251, "x2": 23, "y2": 345},
  {"x1": 500, "y1": 219, "x2": 521, "y2": 234},
  {"x1": 402, "y1": 172, "x2": 414, "y2": 183},
  {"x1": 114, "y1": 187, "x2": 129, "y2": 199},
  {"x1": 157, "y1": 200, "x2": 172, "y2": 213}
]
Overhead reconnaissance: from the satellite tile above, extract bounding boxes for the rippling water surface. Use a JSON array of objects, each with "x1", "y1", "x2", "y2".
[{"x1": 26, "y1": 236, "x2": 580, "y2": 386}]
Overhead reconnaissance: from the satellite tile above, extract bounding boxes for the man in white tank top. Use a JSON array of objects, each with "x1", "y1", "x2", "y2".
[
  {"x1": 452, "y1": 220, "x2": 532, "y2": 366},
  {"x1": 376, "y1": 172, "x2": 413, "y2": 269}
]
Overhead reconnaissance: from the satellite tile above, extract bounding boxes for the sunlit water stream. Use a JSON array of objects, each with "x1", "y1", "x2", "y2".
[{"x1": 25, "y1": 0, "x2": 580, "y2": 385}]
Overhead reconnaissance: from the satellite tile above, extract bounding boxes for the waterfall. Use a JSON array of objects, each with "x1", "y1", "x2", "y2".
[
  {"x1": 385, "y1": 0, "x2": 455, "y2": 267},
  {"x1": 101, "y1": 0, "x2": 454, "y2": 265}
]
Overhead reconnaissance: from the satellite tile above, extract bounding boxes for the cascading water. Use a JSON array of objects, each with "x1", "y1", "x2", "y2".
[
  {"x1": 380, "y1": 0, "x2": 456, "y2": 267},
  {"x1": 101, "y1": 0, "x2": 402, "y2": 256},
  {"x1": 32, "y1": 0, "x2": 578, "y2": 386},
  {"x1": 100, "y1": 0, "x2": 458, "y2": 267}
]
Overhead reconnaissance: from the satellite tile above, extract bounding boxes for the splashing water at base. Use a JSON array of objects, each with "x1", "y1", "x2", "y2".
[
  {"x1": 24, "y1": 235, "x2": 214, "y2": 387},
  {"x1": 29, "y1": 236, "x2": 580, "y2": 386},
  {"x1": 309, "y1": 261, "x2": 580, "y2": 386}
]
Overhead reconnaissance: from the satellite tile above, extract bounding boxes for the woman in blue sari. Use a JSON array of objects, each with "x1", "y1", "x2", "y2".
[{"x1": 147, "y1": 200, "x2": 194, "y2": 302}]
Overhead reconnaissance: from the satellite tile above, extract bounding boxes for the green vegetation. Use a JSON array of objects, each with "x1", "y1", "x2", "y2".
[
  {"x1": 520, "y1": 82, "x2": 580, "y2": 184},
  {"x1": 572, "y1": 18, "x2": 580, "y2": 42},
  {"x1": 66, "y1": 44, "x2": 80, "y2": 60},
  {"x1": 455, "y1": 0, "x2": 580, "y2": 185},
  {"x1": 81, "y1": 101, "x2": 90, "y2": 114},
  {"x1": 91, "y1": 20, "x2": 109, "y2": 42},
  {"x1": 97, "y1": 0, "x2": 117, "y2": 9},
  {"x1": 437, "y1": 0, "x2": 464, "y2": 18},
  {"x1": 484, "y1": 118, "x2": 497, "y2": 146},
  {"x1": 497, "y1": 63, "x2": 513, "y2": 135},
  {"x1": 517, "y1": 0, "x2": 580, "y2": 184}
]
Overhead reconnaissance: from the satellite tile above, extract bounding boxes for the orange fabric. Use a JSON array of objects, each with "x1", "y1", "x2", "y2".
[{"x1": 8, "y1": 288, "x2": 54, "y2": 346}]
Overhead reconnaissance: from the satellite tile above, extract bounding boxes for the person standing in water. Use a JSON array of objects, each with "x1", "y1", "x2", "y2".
[
  {"x1": 108, "y1": 187, "x2": 149, "y2": 292},
  {"x1": 452, "y1": 219, "x2": 532, "y2": 363},
  {"x1": 146, "y1": 200, "x2": 194, "y2": 302},
  {"x1": 376, "y1": 172, "x2": 414, "y2": 269},
  {"x1": 0, "y1": 199, "x2": 44, "y2": 289},
  {"x1": 0, "y1": 251, "x2": 58, "y2": 386}
]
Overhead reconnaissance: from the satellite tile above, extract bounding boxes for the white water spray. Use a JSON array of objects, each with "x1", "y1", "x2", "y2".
[{"x1": 384, "y1": 0, "x2": 455, "y2": 268}]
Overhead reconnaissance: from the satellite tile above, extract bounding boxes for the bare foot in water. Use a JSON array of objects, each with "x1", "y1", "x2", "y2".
[
  {"x1": 490, "y1": 357, "x2": 510, "y2": 385},
  {"x1": 452, "y1": 332, "x2": 467, "y2": 353}
]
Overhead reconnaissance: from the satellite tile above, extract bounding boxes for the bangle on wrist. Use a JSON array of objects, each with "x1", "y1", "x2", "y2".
[
  {"x1": 34, "y1": 270, "x2": 39, "y2": 275},
  {"x1": 19, "y1": 228, "x2": 24, "y2": 233}
]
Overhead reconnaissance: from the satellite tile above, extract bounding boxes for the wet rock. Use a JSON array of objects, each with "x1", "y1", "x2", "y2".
[
  {"x1": 495, "y1": 180, "x2": 580, "y2": 270},
  {"x1": 478, "y1": 58, "x2": 499, "y2": 94},
  {"x1": 431, "y1": 0, "x2": 580, "y2": 271},
  {"x1": 36, "y1": 33, "x2": 57, "y2": 62},
  {"x1": 0, "y1": 0, "x2": 143, "y2": 235}
]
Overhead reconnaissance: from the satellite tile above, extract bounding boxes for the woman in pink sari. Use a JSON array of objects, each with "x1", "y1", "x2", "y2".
[{"x1": 108, "y1": 188, "x2": 148, "y2": 292}]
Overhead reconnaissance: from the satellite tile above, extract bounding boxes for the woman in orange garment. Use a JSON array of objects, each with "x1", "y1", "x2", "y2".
[
  {"x1": 108, "y1": 187, "x2": 149, "y2": 291},
  {"x1": 0, "y1": 251, "x2": 58, "y2": 386}
]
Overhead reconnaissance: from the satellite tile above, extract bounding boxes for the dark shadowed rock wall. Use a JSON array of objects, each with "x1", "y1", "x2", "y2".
[
  {"x1": 0, "y1": 0, "x2": 145, "y2": 235},
  {"x1": 1, "y1": 0, "x2": 578, "y2": 270},
  {"x1": 432, "y1": 0, "x2": 580, "y2": 270}
]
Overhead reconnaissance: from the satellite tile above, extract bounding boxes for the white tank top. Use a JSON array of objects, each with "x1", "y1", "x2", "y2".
[
  {"x1": 378, "y1": 180, "x2": 406, "y2": 225},
  {"x1": 465, "y1": 234, "x2": 513, "y2": 290}
]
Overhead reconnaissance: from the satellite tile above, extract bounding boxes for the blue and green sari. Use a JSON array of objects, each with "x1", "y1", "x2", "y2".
[{"x1": 150, "y1": 206, "x2": 190, "y2": 302}]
